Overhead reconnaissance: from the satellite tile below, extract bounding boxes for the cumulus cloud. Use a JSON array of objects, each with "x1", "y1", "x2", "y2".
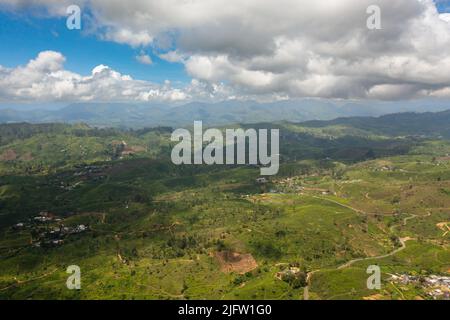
[
  {"x1": 0, "y1": 51, "x2": 226, "y2": 103},
  {"x1": 103, "y1": 28, "x2": 153, "y2": 47},
  {"x1": 1, "y1": 0, "x2": 450, "y2": 101}
]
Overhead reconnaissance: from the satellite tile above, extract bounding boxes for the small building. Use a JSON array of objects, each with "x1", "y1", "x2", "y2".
[
  {"x1": 13, "y1": 223, "x2": 25, "y2": 230},
  {"x1": 74, "y1": 224, "x2": 88, "y2": 233},
  {"x1": 256, "y1": 178, "x2": 268, "y2": 184}
]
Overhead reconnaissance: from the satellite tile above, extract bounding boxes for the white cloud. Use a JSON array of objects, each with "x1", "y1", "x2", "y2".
[
  {"x1": 103, "y1": 28, "x2": 153, "y2": 47},
  {"x1": 1, "y1": 0, "x2": 450, "y2": 101},
  {"x1": 0, "y1": 51, "x2": 224, "y2": 103},
  {"x1": 135, "y1": 53, "x2": 153, "y2": 65},
  {"x1": 158, "y1": 51, "x2": 185, "y2": 63},
  {"x1": 440, "y1": 13, "x2": 450, "y2": 22}
]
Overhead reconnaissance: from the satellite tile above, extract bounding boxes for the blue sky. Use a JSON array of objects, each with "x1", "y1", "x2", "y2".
[
  {"x1": 435, "y1": 0, "x2": 450, "y2": 12},
  {"x1": 0, "y1": 11, "x2": 188, "y2": 85}
]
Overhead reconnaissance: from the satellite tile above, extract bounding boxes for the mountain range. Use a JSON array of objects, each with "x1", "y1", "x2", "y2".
[{"x1": 0, "y1": 99, "x2": 449, "y2": 128}]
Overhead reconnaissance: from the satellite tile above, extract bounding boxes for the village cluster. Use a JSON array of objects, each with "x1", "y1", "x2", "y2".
[
  {"x1": 389, "y1": 274, "x2": 450, "y2": 300},
  {"x1": 13, "y1": 211, "x2": 89, "y2": 248},
  {"x1": 57, "y1": 164, "x2": 110, "y2": 191},
  {"x1": 72, "y1": 164, "x2": 110, "y2": 179},
  {"x1": 270, "y1": 176, "x2": 334, "y2": 195}
]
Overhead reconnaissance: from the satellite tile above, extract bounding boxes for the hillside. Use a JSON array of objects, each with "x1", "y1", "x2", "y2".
[
  {"x1": 302, "y1": 110, "x2": 450, "y2": 138},
  {"x1": 0, "y1": 111, "x2": 448, "y2": 300}
]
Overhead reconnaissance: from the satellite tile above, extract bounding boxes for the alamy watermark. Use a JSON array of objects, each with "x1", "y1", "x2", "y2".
[
  {"x1": 66, "y1": 5, "x2": 81, "y2": 30},
  {"x1": 367, "y1": 5, "x2": 382, "y2": 30},
  {"x1": 171, "y1": 121, "x2": 280, "y2": 176},
  {"x1": 66, "y1": 265, "x2": 81, "y2": 290},
  {"x1": 367, "y1": 265, "x2": 381, "y2": 290}
]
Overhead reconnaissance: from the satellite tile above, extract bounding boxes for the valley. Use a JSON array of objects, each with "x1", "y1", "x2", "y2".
[{"x1": 0, "y1": 112, "x2": 448, "y2": 300}]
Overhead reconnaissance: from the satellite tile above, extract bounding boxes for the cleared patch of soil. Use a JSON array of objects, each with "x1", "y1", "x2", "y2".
[
  {"x1": 436, "y1": 222, "x2": 450, "y2": 236},
  {"x1": 19, "y1": 152, "x2": 33, "y2": 161},
  {"x1": 0, "y1": 149, "x2": 17, "y2": 161},
  {"x1": 215, "y1": 251, "x2": 258, "y2": 274},
  {"x1": 122, "y1": 145, "x2": 147, "y2": 156},
  {"x1": 363, "y1": 294, "x2": 384, "y2": 300}
]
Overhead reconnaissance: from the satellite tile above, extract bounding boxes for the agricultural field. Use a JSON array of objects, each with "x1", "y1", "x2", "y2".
[{"x1": 0, "y1": 120, "x2": 448, "y2": 300}]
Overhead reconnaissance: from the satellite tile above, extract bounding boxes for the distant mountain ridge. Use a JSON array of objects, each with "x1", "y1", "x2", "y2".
[
  {"x1": 301, "y1": 110, "x2": 450, "y2": 138},
  {"x1": 0, "y1": 99, "x2": 449, "y2": 128}
]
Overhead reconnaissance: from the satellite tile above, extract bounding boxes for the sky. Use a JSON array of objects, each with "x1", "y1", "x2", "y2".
[{"x1": 0, "y1": 0, "x2": 449, "y2": 105}]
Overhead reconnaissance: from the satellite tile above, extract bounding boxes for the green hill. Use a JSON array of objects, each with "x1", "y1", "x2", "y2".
[{"x1": 0, "y1": 111, "x2": 448, "y2": 300}]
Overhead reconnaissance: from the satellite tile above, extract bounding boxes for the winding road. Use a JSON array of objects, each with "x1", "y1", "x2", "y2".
[{"x1": 302, "y1": 201, "x2": 431, "y2": 300}]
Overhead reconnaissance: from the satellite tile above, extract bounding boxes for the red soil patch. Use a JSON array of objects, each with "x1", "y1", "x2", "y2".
[
  {"x1": 19, "y1": 152, "x2": 34, "y2": 161},
  {"x1": 121, "y1": 145, "x2": 147, "y2": 156},
  {"x1": 215, "y1": 251, "x2": 258, "y2": 274},
  {"x1": 0, "y1": 149, "x2": 17, "y2": 161},
  {"x1": 110, "y1": 140, "x2": 146, "y2": 156},
  {"x1": 363, "y1": 294, "x2": 384, "y2": 300}
]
